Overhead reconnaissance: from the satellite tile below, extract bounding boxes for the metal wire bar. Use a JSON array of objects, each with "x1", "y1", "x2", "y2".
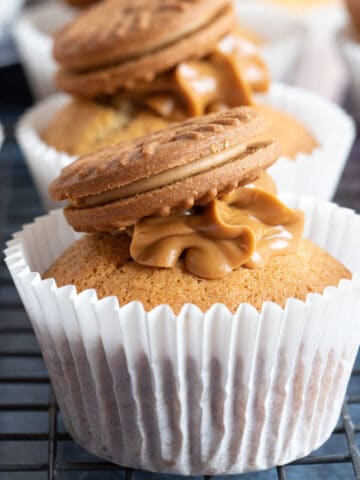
[
  {"x1": 0, "y1": 433, "x2": 71, "y2": 441},
  {"x1": 291, "y1": 454, "x2": 351, "y2": 465},
  {"x1": 342, "y1": 403, "x2": 360, "y2": 479},
  {"x1": 48, "y1": 390, "x2": 57, "y2": 480},
  {"x1": 0, "y1": 352, "x2": 42, "y2": 358},
  {"x1": 124, "y1": 468, "x2": 133, "y2": 480},
  {"x1": 55, "y1": 463, "x2": 126, "y2": 471},
  {"x1": 0, "y1": 326, "x2": 34, "y2": 333},
  {"x1": 0, "y1": 404, "x2": 50, "y2": 411},
  {"x1": 276, "y1": 466, "x2": 288, "y2": 480},
  {"x1": 0, "y1": 464, "x2": 49, "y2": 472},
  {"x1": 0, "y1": 377, "x2": 50, "y2": 383}
]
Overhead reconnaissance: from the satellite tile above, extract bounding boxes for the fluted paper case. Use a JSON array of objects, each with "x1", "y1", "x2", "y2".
[{"x1": 4, "y1": 194, "x2": 360, "y2": 475}]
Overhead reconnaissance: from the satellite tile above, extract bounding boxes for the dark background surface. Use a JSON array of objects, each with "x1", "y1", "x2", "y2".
[{"x1": 0, "y1": 59, "x2": 360, "y2": 480}]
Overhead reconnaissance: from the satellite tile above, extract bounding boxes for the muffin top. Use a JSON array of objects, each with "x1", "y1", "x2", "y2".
[
  {"x1": 41, "y1": 98, "x2": 173, "y2": 156},
  {"x1": 45, "y1": 234, "x2": 351, "y2": 313}
]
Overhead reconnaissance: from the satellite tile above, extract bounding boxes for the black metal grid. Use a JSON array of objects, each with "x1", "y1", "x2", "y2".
[{"x1": 1, "y1": 64, "x2": 360, "y2": 480}]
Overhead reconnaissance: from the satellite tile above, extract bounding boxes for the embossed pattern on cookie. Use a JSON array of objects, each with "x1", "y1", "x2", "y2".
[{"x1": 50, "y1": 107, "x2": 280, "y2": 232}]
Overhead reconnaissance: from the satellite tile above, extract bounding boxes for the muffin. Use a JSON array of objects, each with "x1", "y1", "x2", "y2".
[
  {"x1": 45, "y1": 107, "x2": 348, "y2": 311},
  {"x1": 6, "y1": 107, "x2": 360, "y2": 476},
  {"x1": 45, "y1": 234, "x2": 349, "y2": 314},
  {"x1": 43, "y1": 0, "x2": 316, "y2": 158},
  {"x1": 41, "y1": 98, "x2": 172, "y2": 156},
  {"x1": 256, "y1": 104, "x2": 317, "y2": 158},
  {"x1": 16, "y1": 0, "x2": 354, "y2": 210}
]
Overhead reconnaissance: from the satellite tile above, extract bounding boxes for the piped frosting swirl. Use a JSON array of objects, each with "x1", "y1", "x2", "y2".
[{"x1": 130, "y1": 174, "x2": 304, "y2": 278}]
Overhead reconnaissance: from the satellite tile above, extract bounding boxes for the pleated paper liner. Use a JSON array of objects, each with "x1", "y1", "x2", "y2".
[
  {"x1": 235, "y1": 2, "x2": 306, "y2": 82},
  {"x1": 16, "y1": 93, "x2": 76, "y2": 210},
  {"x1": 237, "y1": 0, "x2": 348, "y2": 101},
  {"x1": 5, "y1": 193, "x2": 360, "y2": 475},
  {"x1": 0, "y1": 0, "x2": 25, "y2": 28},
  {"x1": 13, "y1": 1, "x2": 76, "y2": 100},
  {"x1": 16, "y1": 83, "x2": 355, "y2": 211},
  {"x1": 237, "y1": 1, "x2": 346, "y2": 28},
  {"x1": 259, "y1": 84, "x2": 355, "y2": 198}
]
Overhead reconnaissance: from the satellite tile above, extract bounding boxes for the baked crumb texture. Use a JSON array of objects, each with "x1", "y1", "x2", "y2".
[{"x1": 45, "y1": 233, "x2": 350, "y2": 313}]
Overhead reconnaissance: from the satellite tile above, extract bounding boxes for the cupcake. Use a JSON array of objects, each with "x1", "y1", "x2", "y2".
[
  {"x1": 18, "y1": 0, "x2": 354, "y2": 210},
  {"x1": 13, "y1": 0, "x2": 301, "y2": 103},
  {"x1": 337, "y1": 0, "x2": 360, "y2": 119},
  {"x1": 6, "y1": 107, "x2": 360, "y2": 475}
]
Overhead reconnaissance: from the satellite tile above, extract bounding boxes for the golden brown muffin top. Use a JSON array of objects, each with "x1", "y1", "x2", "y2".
[{"x1": 45, "y1": 234, "x2": 351, "y2": 313}]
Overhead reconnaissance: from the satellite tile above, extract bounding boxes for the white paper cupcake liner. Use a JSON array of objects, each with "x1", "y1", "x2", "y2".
[
  {"x1": 292, "y1": 4, "x2": 348, "y2": 102},
  {"x1": 337, "y1": 25, "x2": 360, "y2": 120},
  {"x1": 16, "y1": 93, "x2": 77, "y2": 211},
  {"x1": 257, "y1": 84, "x2": 355, "y2": 200},
  {"x1": 13, "y1": 1, "x2": 76, "y2": 100},
  {"x1": 0, "y1": 0, "x2": 25, "y2": 28},
  {"x1": 4, "y1": 193, "x2": 360, "y2": 475},
  {"x1": 234, "y1": 2, "x2": 306, "y2": 83},
  {"x1": 237, "y1": 2, "x2": 346, "y2": 32},
  {"x1": 237, "y1": 1, "x2": 348, "y2": 101},
  {"x1": 16, "y1": 83, "x2": 355, "y2": 211}
]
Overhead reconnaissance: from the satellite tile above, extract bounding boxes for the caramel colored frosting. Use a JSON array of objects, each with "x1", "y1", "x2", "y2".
[
  {"x1": 130, "y1": 174, "x2": 304, "y2": 279},
  {"x1": 113, "y1": 31, "x2": 270, "y2": 120}
]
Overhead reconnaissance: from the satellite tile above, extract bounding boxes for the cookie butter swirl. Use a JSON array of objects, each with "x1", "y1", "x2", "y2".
[
  {"x1": 130, "y1": 175, "x2": 304, "y2": 279},
  {"x1": 114, "y1": 31, "x2": 269, "y2": 120}
]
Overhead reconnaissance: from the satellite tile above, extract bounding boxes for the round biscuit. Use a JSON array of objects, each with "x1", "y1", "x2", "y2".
[
  {"x1": 51, "y1": 107, "x2": 267, "y2": 200},
  {"x1": 55, "y1": 0, "x2": 232, "y2": 71},
  {"x1": 56, "y1": 5, "x2": 235, "y2": 97}
]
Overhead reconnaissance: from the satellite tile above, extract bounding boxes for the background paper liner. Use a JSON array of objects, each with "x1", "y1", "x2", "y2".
[
  {"x1": 292, "y1": 4, "x2": 348, "y2": 103},
  {"x1": 4, "y1": 194, "x2": 360, "y2": 475},
  {"x1": 235, "y1": 2, "x2": 306, "y2": 83},
  {"x1": 258, "y1": 84, "x2": 355, "y2": 200},
  {"x1": 13, "y1": 1, "x2": 76, "y2": 100},
  {"x1": 237, "y1": 1, "x2": 348, "y2": 102},
  {"x1": 0, "y1": 0, "x2": 25, "y2": 28},
  {"x1": 337, "y1": 26, "x2": 360, "y2": 121},
  {"x1": 16, "y1": 83, "x2": 355, "y2": 211},
  {"x1": 16, "y1": 93, "x2": 76, "y2": 210}
]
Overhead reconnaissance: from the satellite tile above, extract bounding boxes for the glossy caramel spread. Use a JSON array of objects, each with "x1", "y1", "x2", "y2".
[
  {"x1": 130, "y1": 174, "x2": 304, "y2": 279},
  {"x1": 113, "y1": 32, "x2": 270, "y2": 120}
]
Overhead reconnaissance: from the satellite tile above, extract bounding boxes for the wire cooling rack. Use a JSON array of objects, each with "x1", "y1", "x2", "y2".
[{"x1": 1, "y1": 65, "x2": 360, "y2": 480}]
